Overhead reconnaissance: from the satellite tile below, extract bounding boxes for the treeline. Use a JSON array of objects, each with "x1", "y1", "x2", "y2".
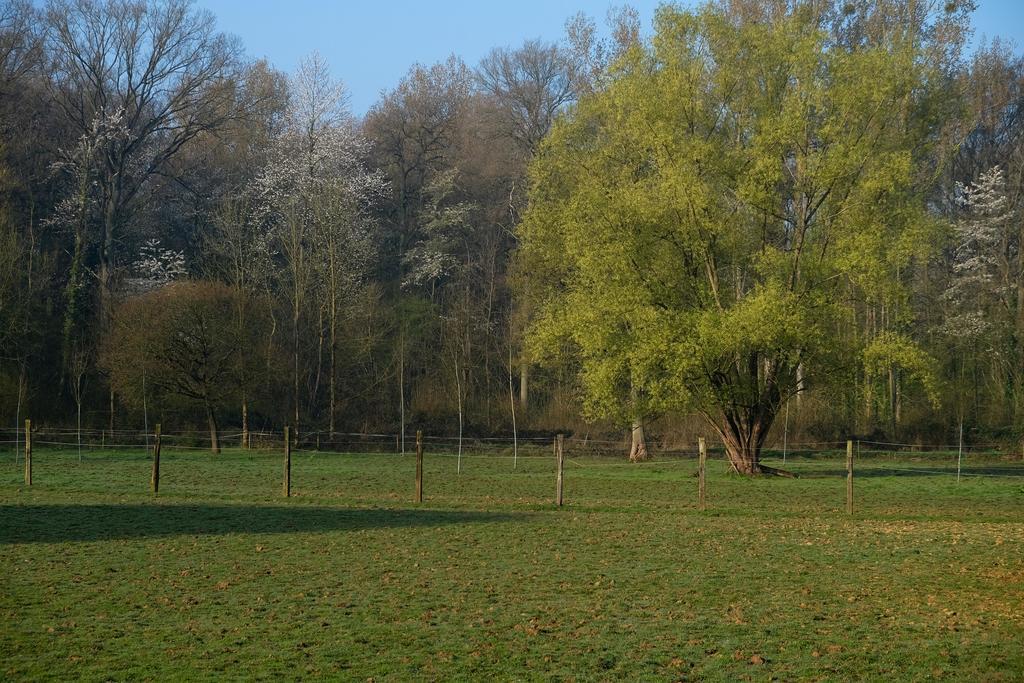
[{"x1": 0, "y1": 0, "x2": 1022, "y2": 452}]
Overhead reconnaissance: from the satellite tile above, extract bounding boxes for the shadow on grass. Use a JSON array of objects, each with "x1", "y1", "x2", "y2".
[{"x1": 0, "y1": 504, "x2": 528, "y2": 544}]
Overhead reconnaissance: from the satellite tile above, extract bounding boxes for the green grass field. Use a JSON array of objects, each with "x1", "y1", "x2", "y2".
[{"x1": 2, "y1": 444, "x2": 1023, "y2": 681}]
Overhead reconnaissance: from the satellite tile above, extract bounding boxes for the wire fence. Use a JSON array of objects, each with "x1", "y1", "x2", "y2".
[
  {"x1": 2, "y1": 425, "x2": 1023, "y2": 464},
  {"x1": 3, "y1": 423, "x2": 1024, "y2": 521},
  {"x1": 2, "y1": 423, "x2": 1024, "y2": 493}
]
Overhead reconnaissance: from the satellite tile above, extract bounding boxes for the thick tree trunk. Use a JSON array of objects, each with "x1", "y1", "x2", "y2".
[
  {"x1": 721, "y1": 435, "x2": 762, "y2": 474},
  {"x1": 206, "y1": 401, "x2": 220, "y2": 454},
  {"x1": 795, "y1": 362, "x2": 805, "y2": 406},
  {"x1": 628, "y1": 418, "x2": 648, "y2": 462},
  {"x1": 716, "y1": 408, "x2": 774, "y2": 475}
]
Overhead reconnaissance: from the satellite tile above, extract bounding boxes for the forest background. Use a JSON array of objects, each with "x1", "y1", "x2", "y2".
[{"x1": 1, "y1": 0, "x2": 1023, "y2": 456}]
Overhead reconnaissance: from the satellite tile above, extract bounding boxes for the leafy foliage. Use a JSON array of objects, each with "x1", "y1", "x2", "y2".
[
  {"x1": 2, "y1": 0, "x2": 1024, "y2": 453},
  {"x1": 102, "y1": 281, "x2": 248, "y2": 421},
  {"x1": 521, "y1": 3, "x2": 944, "y2": 468}
]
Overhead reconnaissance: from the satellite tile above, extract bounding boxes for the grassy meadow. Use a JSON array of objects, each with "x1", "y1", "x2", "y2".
[{"x1": 1, "y1": 443, "x2": 1023, "y2": 681}]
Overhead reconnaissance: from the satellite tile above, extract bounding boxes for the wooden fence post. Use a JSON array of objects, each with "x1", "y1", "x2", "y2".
[
  {"x1": 24, "y1": 418, "x2": 31, "y2": 487},
  {"x1": 284, "y1": 426, "x2": 291, "y2": 498},
  {"x1": 555, "y1": 433, "x2": 564, "y2": 507},
  {"x1": 846, "y1": 439, "x2": 854, "y2": 515},
  {"x1": 415, "y1": 430, "x2": 423, "y2": 503},
  {"x1": 698, "y1": 437, "x2": 707, "y2": 511},
  {"x1": 151, "y1": 423, "x2": 161, "y2": 495}
]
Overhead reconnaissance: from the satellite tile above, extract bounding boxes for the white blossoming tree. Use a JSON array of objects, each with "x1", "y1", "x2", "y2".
[
  {"x1": 944, "y1": 166, "x2": 1022, "y2": 420},
  {"x1": 255, "y1": 52, "x2": 385, "y2": 434}
]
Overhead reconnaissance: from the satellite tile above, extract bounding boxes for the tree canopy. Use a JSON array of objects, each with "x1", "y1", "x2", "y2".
[
  {"x1": 103, "y1": 281, "x2": 252, "y2": 452},
  {"x1": 520, "y1": 2, "x2": 951, "y2": 472},
  {"x1": 2, "y1": 0, "x2": 1023, "y2": 462}
]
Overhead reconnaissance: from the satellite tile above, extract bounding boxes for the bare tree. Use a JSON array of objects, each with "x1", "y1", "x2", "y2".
[
  {"x1": 207, "y1": 194, "x2": 273, "y2": 447},
  {"x1": 366, "y1": 56, "x2": 471, "y2": 452},
  {"x1": 256, "y1": 52, "x2": 384, "y2": 436},
  {"x1": 312, "y1": 182, "x2": 380, "y2": 437},
  {"x1": 563, "y1": 5, "x2": 641, "y2": 97},
  {"x1": 476, "y1": 40, "x2": 577, "y2": 156},
  {"x1": 0, "y1": 145, "x2": 47, "y2": 460},
  {"x1": 44, "y1": 0, "x2": 245, "y2": 330},
  {"x1": 476, "y1": 40, "x2": 577, "y2": 420},
  {"x1": 0, "y1": 0, "x2": 43, "y2": 97}
]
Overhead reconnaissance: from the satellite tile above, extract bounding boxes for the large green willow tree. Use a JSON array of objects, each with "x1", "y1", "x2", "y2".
[{"x1": 520, "y1": 2, "x2": 949, "y2": 474}]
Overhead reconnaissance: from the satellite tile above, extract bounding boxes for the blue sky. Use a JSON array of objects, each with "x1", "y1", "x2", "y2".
[{"x1": 200, "y1": 0, "x2": 1024, "y2": 116}]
